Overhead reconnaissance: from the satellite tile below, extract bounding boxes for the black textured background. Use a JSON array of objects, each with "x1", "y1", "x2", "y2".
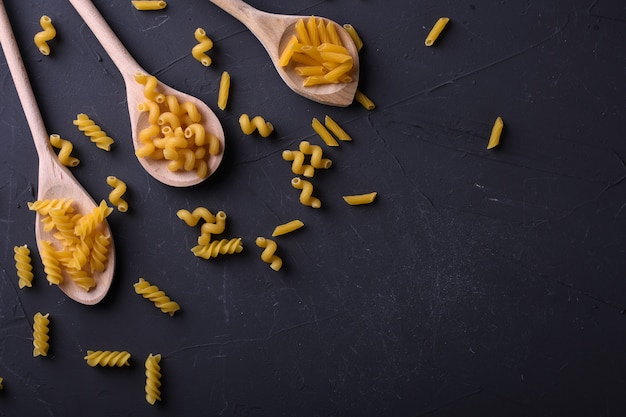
[{"x1": 1, "y1": 0, "x2": 626, "y2": 416}]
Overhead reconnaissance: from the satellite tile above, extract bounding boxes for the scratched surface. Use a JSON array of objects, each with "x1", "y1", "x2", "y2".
[{"x1": 1, "y1": 0, "x2": 625, "y2": 415}]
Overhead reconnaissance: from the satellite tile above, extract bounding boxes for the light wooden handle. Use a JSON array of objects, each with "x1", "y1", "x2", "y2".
[{"x1": 209, "y1": 0, "x2": 260, "y2": 27}]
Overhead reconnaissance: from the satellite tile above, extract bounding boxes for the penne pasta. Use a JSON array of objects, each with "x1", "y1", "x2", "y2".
[
  {"x1": 272, "y1": 220, "x2": 305, "y2": 237},
  {"x1": 342, "y1": 24, "x2": 363, "y2": 51},
  {"x1": 354, "y1": 89, "x2": 375, "y2": 110},
  {"x1": 324, "y1": 116, "x2": 352, "y2": 141},
  {"x1": 311, "y1": 117, "x2": 339, "y2": 147},
  {"x1": 487, "y1": 116, "x2": 504, "y2": 149},
  {"x1": 425, "y1": 17, "x2": 450, "y2": 46},
  {"x1": 217, "y1": 71, "x2": 231, "y2": 111},
  {"x1": 342, "y1": 192, "x2": 377, "y2": 205},
  {"x1": 131, "y1": 1, "x2": 167, "y2": 10}
]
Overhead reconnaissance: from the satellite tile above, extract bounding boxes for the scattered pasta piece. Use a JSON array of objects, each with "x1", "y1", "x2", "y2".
[
  {"x1": 49, "y1": 134, "x2": 80, "y2": 167},
  {"x1": 131, "y1": 1, "x2": 167, "y2": 10},
  {"x1": 176, "y1": 207, "x2": 216, "y2": 226},
  {"x1": 342, "y1": 192, "x2": 377, "y2": 205},
  {"x1": 299, "y1": 141, "x2": 332, "y2": 169},
  {"x1": 342, "y1": 24, "x2": 363, "y2": 52},
  {"x1": 354, "y1": 90, "x2": 375, "y2": 110},
  {"x1": 192, "y1": 28, "x2": 213, "y2": 67},
  {"x1": 134, "y1": 278, "x2": 181, "y2": 316},
  {"x1": 0, "y1": 376, "x2": 3, "y2": 390},
  {"x1": 145, "y1": 353, "x2": 162, "y2": 405},
  {"x1": 291, "y1": 177, "x2": 321, "y2": 208},
  {"x1": 425, "y1": 17, "x2": 450, "y2": 47},
  {"x1": 73, "y1": 114, "x2": 114, "y2": 151},
  {"x1": 191, "y1": 238, "x2": 243, "y2": 259},
  {"x1": 217, "y1": 71, "x2": 231, "y2": 110},
  {"x1": 311, "y1": 117, "x2": 339, "y2": 147},
  {"x1": 198, "y1": 211, "x2": 226, "y2": 245},
  {"x1": 239, "y1": 114, "x2": 274, "y2": 137},
  {"x1": 33, "y1": 15, "x2": 55, "y2": 56},
  {"x1": 33, "y1": 312, "x2": 50, "y2": 357},
  {"x1": 487, "y1": 116, "x2": 504, "y2": 149},
  {"x1": 255, "y1": 237, "x2": 283, "y2": 271},
  {"x1": 324, "y1": 115, "x2": 352, "y2": 141},
  {"x1": 272, "y1": 220, "x2": 305, "y2": 237},
  {"x1": 14, "y1": 245, "x2": 34, "y2": 288},
  {"x1": 106, "y1": 176, "x2": 129, "y2": 212},
  {"x1": 84, "y1": 350, "x2": 131, "y2": 367},
  {"x1": 282, "y1": 149, "x2": 314, "y2": 177}
]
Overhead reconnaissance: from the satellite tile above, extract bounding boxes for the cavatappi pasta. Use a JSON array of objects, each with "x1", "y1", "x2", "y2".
[
  {"x1": 14, "y1": 245, "x2": 34, "y2": 289},
  {"x1": 33, "y1": 312, "x2": 50, "y2": 357},
  {"x1": 282, "y1": 149, "x2": 315, "y2": 178},
  {"x1": 106, "y1": 176, "x2": 128, "y2": 212},
  {"x1": 311, "y1": 117, "x2": 339, "y2": 147},
  {"x1": 425, "y1": 17, "x2": 450, "y2": 47},
  {"x1": 49, "y1": 134, "x2": 80, "y2": 167},
  {"x1": 217, "y1": 71, "x2": 230, "y2": 110},
  {"x1": 354, "y1": 89, "x2": 375, "y2": 110},
  {"x1": 145, "y1": 353, "x2": 162, "y2": 405},
  {"x1": 272, "y1": 220, "x2": 304, "y2": 237},
  {"x1": 239, "y1": 114, "x2": 274, "y2": 137},
  {"x1": 132, "y1": 1, "x2": 167, "y2": 10},
  {"x1": 487, "y1": 116, "x2": 504, "y2": 149},
  {"x1": 299, "y1": 141, "x2": 332, "y2": 169},
  {"x1": 134, "y1": 278, "x2": 180, "y2": 316},
  {"x1": 192, "y1": 28, "x2": 213, "y2": 67},
  {"x1": 73, "y1": 114, "x2": 115, "y2": 151},
  {"x1": 84, "y1": 350, "x2": 131, "y2": 367},
  {"x1": 176, "y1": 207, "x2": 217, "y2": 226},
  {"x1": 33, "y1": 15, "x2": 56, "y2": 56},
  {"x1": 255, "y1": 237, "x2": 282, "y2": 271},
  {"x1": 342, "y1": 191, "x2": 377, "y2": 205},
  {"x1": 291, "y1": 177, "x2": 321, "y2": 208}
]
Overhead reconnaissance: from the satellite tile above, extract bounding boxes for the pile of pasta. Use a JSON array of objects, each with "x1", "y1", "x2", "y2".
[
  {"x1": 279, "y1": 16, "x2": 355, "y2": 87},
  {"x1": 134, "y1": 73, "x2": 220, "y2": 179},
  {"x1": 28, "y1": 198, "x2": 112, "y2": 292}
]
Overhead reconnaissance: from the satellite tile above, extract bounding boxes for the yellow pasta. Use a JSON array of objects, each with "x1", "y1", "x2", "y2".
[
  {"x1": 33, "y1": 312, "x2": 50, "y2": 357},
  {"x1": 14, "y1": 245, "x2": 34, "y2": 289},
  {"x1": 217, "y1": 71, "x2": 230, "y2": 110},
  {"x1": 255, "y1": 237, "x2": 282, "y2": 271},
  {"x1": 135, "y1": 73, "x2": 165, "y2": 103},
  {"x1": 342, "y1": 191, "x2": 377, "y2": 205},
  {"x1": 354, "y1": 89, "x2": 375, "y2": 110},
  {"x1": 191, "y1": 238, "x2": 243, "y2": 259},
  {"x1": 425, "y1": 17, "x2": 450, "y2": 47},
  {"x1": 66, "y1": 267, "x2": 96, "y2": 292},
  {"x1": 311, "y1": 117, "x2": 339, "y2": 147},
  {"x1": 342, "y1": 24, "x2": 363, "y2": 52},
  {"x1": 131, "y1": 1, "x2": 167, "y2": 10},
  {"x1": 291, "y1": 177, "x2": 321, "y2": 208},
  {"x1": 176, "y1": 207, "x2": 216, "y2": 226},
  {"x1": 49, "y1": 134, "x2": 80, "y2": 167},
  {"x1": 299, "y1": 141, "x2": 332, "y2": 169},
  {"x1": 282, "y1": 149, "x2": 314, "y2": 178},
  {"x1": 272, "y1": 220, "x2": 304, "y2": 237},
  {"x1": 487, "y1": 116, "x2": 504, "y2": 149},
  {"x1": 324, "y1": 116, "x2": 352, "y2": 141},
  {"x1": 134, "y1": 278, "x2": 180, "y2": 316},
  {"x1": 192, "y1": 28, "x2": 213, "y2": 67},
  {"x1": 0, "y1": 376, "x2": 3, "y2": 390},
  {"x1": 73, "y1": 114, "x2": 115, "y2": 151},
  {"x1": 239, "y1": 114, "x2": 274, "y2": 137},
  {"x1": 33, "y1": 15, "x2": 56, "y2": 56},
  {"x1": 39, "y1": 240, "x2": 64, "y2": 286},
  {"x1": 90, "y1": 232, "x2": 111, "y2": 273},
  {"x1": 198, "y1": 211, "x2": 226, "y2": 245},
  {"x1": 74, "y1": 200, "x2": 113, "y2": 240},
  {"x1": 84, "y1": 350, "x2": 131, "y2": 367},
  {"x1": 106, "y1": 176, "x2": 128, "y2": 212},
  {"x1": 145, "y1": 353, "x2": 162, "y2": 405}
]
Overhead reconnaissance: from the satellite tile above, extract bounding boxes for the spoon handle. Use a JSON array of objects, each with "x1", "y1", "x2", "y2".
[
  {"x1": 0, "y1": 0, "x2": 52, "y2": 157},
  {"x1": 69, "y1": 0, "x2": 143, "y2": 81}
]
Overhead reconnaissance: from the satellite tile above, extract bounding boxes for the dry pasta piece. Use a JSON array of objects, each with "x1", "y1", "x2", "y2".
[
  {"x1": 282, "y1": 150, "x2": 314, "y2": 178},
  {"x1": 272, "y1": 220, "x2": 304, "y2": 237},
  {"x1": 145, "y1": 353, "x2": 162, "y2": 405},
  {"x1": 342, "y1": 24, "x2": 363, "y2": 52},
  {"x1": 191, "y1": 238, "x2": 243, "y2": 259},
  {"x1": 192, "y1": 28, "x2": 213, "y2": 67},
  {"x1": 239, "y1": 114, "x2": 274, "y2": 137},
  {"x1": 324, "y1": 116, "x2": 352, "y2": 141},
  {"x1": 74, "y1": 200, "x2": 113, "y2": 240},
  {"x1": 33, "y1": 15, "x2": 56, "y2": 56},
  {"x1": 73, "y1": 114, "x2": 114, "y2": 151},
  {"x1": 487, "y1": 116, "x2": 504, "y2": 149},
  {"x1": 311, "y1": 117, "x2": 339, "y2": 147},
  {"x1": 84, "y1": 350, "x2": 131, "y2": 367},
  {"x1": 0, "y1": 376, "x2": 3, "y2": 390},
  {"x1": 33, "y1": 312, "x2": 50, "y2": 357},
  {"x1": 342, "y1": 191, "x2": 377, "y2": 205},
  {"x1": 198, "y1": 211, "x2": 226, "y2": 245},
  {"x1": 49, "y1": 134, "x2": 80, "y2": 167},
  {"x1": 14, "y1": 245, "x2": 34, "y2": 289},
  {"x1": 291, "y1": 177, "x2": 321, "y2": 208},
  {"x1": 299, "y1": 141, "x2": 332, "y2": 169},
  {"x1": 176, "y1": 207, "x2": 216, "y2": 226},
  {"x1": 425, "y1": 17, "x2": 450, "y2": 47},
  {"x1": 217, "y1": 71, "x2": 230, "y2": 110},
  {"x1": 132, "y1": 1, "x2": 167, "y2": 10},
  {"x1": 354, "y1": 89, "x2": 375, "y2": 110},
  {"x1": 106, "y1": 176, "x2": 129, "y2": 212},
  {"x1": 39, "y1": 240, "x2": 63, "y2": 286},
  {"x1": 134, "y1": 278, "x2": 180, "y2": 316},
  {"x1": 255, "y1": 237, "x2": 282, "y2": 271}
]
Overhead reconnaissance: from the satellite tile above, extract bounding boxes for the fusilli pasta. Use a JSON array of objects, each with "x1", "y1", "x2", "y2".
[
  {"x1": 84, "y1": 350, "x2": 131, "y2": 367},
  {"x1": 33, "y1": 312, "x2": 50, "y2": 357},
  {"x1": 73, "y1": 113, "x2": 114, "y2": 151},
  {"x1": 255, "y1": 237, "x2": 282, "y2": 271},
  {"x1": 144, "y1": 353, "x2": 162, "y2": 405},
  {"x1": 134, "y1": 278, "x2": 180, "y2": 316},
  {"x1": 40, "y1": 240, "x2": 64, "y2": 286},
  {"x1": 14, "y1": 245, "x2": 34, "y2": 288},
  {"x1": 33, "y1": 15, "x2": 56, "y2": 56},
  {"x1": 191, "y1": 238, "x2": 243, "y2": 259}
]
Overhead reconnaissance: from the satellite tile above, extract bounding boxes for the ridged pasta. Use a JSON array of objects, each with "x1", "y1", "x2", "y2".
[
  {"x1": 90, "y1": 232, "x2": 111, "y2": 273},
  {"x1": 217, "y1": 71, "x2": 230, "y2": 110},
  {"x1": 33, "y1": 15, "x2": 56, "y2": 56},
  {"x1": 192, "y1": 28, "x2": 213, "y2": 67},
  {"x1": 73, "y1": 113, "x2": 115, "y2": 151},
  {"x1": 66, "y1": 267, "x2": 96, "y2": 292},
  {"x1": 144, "y1": 353, "x2": 162, "y2": 405},
  {"x1": 291, "y1": 177, "x2": 321, "y2": 208},
  {"x1": 255, "y1": 237, "x2": 283, "y2": 271},
  {"x1": 132, "y1": 0, "x2": 167, "y2": 10},
  {"x1": 311, "y1": 117, "x2": 339, "y2": 147},
  {"x1": 239, "y1": 114, "x2": 274, "y2": 137},
  {"x1": 84, "y1": 350, "x2": 131, "y2": 367},
  {"x1": 33, "y1": 312, "x2": 50, "y2": 357},
  {"x1": 191, "y1": 238, "x2": 243, "y2": 259},
  {"x1": 106, "y1": 176, "x2": 128, "y2": 212},
  {"x1": 324, "y1": 115, "x2": 352, "y2": 141},
  {"x1": 272, "y1": 220, "x2": 304, "y2": 237},
  {"x1": 342, "y1": 24, "x2": 363, "y2": 52},
  {"x1": 134, "y1": 278, "x2": 180, "y2": 316},
  {"x1": 354, "y1": 89, "x2": 375, "y2": 110},
  {"x1": 425, "y1": 17, "x2": 450, "y2": 47},
  {"x1": 343, "y1": 192, "x2": 377, "y2": 205},
  {"x1": 14, "y1": 245, "x2": 34, "y2": 289},
  {"x1": 28, "y1": 198, "x2": 74, "y2": 216},
  {"x1": 49, "y1": 134, "x2": 80, "y2": 167},
  {"x1": 74, "y1": 200, "x2": 113, "y2": 240},
  {"x1": 40, "y1": 240, "x2": 64, "y2": 286},
  {"x1": 487, "y1": 116, "x2": 504, "y2": 149}
]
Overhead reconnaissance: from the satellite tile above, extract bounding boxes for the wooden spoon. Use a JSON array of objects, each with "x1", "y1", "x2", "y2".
[
  {"x1": 209, "y1": 0, "x2": 360, "y2": 107},
  {"x1": 69, "y1": 0, "x2": 225, "y2": 187},
  {"x1": 0, "y1": 0, "x2": 114, "y2": 305}
]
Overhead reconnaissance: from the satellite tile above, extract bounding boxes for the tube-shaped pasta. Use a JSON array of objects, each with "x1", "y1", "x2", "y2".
[
  {"x1": 324, "y1": 115, "x2": 352, "y2": 141},
  {"x1": 217, "y1": 71, "x2": 231, "y2": 110},
  {"x1": 132, "y1": 1, "x2": 167, "y2": 10},
  {"x1": 299, "y1": 141, "x2": 332, "y2": 169},
  {"x1": 33, "y1": 16, "x2": 56, "y2": 56},
  {"x1": 239, "y1": 114, "x2": 274, "y2": 137},
  {"x1": 255, "y1": 237, "x2": 282, "y2": 271},
  {"x1": 177, "y1": 207, "x2": 216, "y2": 226},
  {"x1": 342, "y1": 24, "x2": 363, "y2": 52},
  {"x1": 425, "y1": 17, "x2": 450, "y2": 47},
  {"x1": 282, "y1": 150, "x2": 314, "y2": 178},
  {"x1": 14, "y1": 245, "x2": 34, "y2": 289},
  {"x1": 134, "y1": 73, "x2": 165, "y2": 103},
  {"x1": 198, "y1": 211, "x2": 227, "y2": 245},
  {"x1": 311, "y1": 117, "x2": 339, "y2": 147},
  {"x1": 145, "y1": 354, "x2": 162, "y2": 405},
  {"x1": 49, "y1": 134, "x2": 80, "y2": 167},
  {"x1": 106, "y1": 176, "x2": 128, "y2": 212},
  {"x1": 272, "y1": 220, "x2": 304, "y2": 237},
  {"x1": 354, "y1": 89, "x2": 375, "y2": 110},
  {"x1": 487, "y1": 117, "x2": 504, "y2": 149},
  {"x1": 291, "y1": 177, "x2": 321, "y2": 208},
  {"x1": 138, "y1": 100, "x2": 161, "y2": 124},
  {"x1": 278, "y1": 35, "x2": 299, "y2": 67},
  {"x1": 342, "y1": 192, "x2": 377, "y2": 205},
  {"x1": 192, "y1": 28, "x2": 213, "y2": 66}
]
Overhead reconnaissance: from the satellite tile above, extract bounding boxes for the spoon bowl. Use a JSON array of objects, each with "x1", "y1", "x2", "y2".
[
  {"x1": 209, "y1": 0, "x2": 360, "y2": 107},
  {"x1": 70, "y1": 0, "x2": 225, "y2": 187}
]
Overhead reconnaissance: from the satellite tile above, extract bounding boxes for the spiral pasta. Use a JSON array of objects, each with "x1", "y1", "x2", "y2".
[
  {"x1": 90, "y1": 232, "x2": 111, "y2": 273},
  {"x1": 33, "y1": 312, "x2": 50, "y2": 357},
  {"x1": 176, "y1": 207, "x2": 216, "y2": 226},
  {"x1": 198, "y1": 211, "x2": 226, "y2": 245},
  {"x1": 134, "y1": 278, "x2": 180, "y2": 316},
  {"x1": 49, "y1": 134, "x2": 80, "y2": 167},
  {"x1": 192, "y1": 28, "x2": 213, "y2": 67},
  {"x1": 282, "y1": 150, "x2": 314, "y2": 178},
  {"x1": 255, "y1": 237, "x2": 282, "y2": 271},
  {"x1": 145, "y1": 353, "x2": 162, "y2": 405},
  {"x1": 299, "y1": 140, "x2": 332, "y2": 169},
  {"x1": 73, "y1": 113, "x2": 114, "y2": 151},
  {"x1": 33, "y1": 15, "x2": 56, "y2": 56},
  {"x1": 14, "y1": 245, "x2": 34, "y2": 289},
  {"x1": 106, "y1": 176, "x2": 128, "y2": 212},
  {"x1": 84, "y1": 350, "x2": 131, "y2": 367},
  {"x1": 291, "y1": 177, "x2": 321, "y2": 208},
  {"x1": 239, "y1": 114, "x2": 274, "y2": 137},
  {"x1": 191, "y1": 238, "x2": 243, "y2": 259},
  {"x1": 40, "y1": 240, "x2": 64, "y2": 286},
  {"x1": 74, "y1": 200, "x2": 113, "y2": 240}
]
